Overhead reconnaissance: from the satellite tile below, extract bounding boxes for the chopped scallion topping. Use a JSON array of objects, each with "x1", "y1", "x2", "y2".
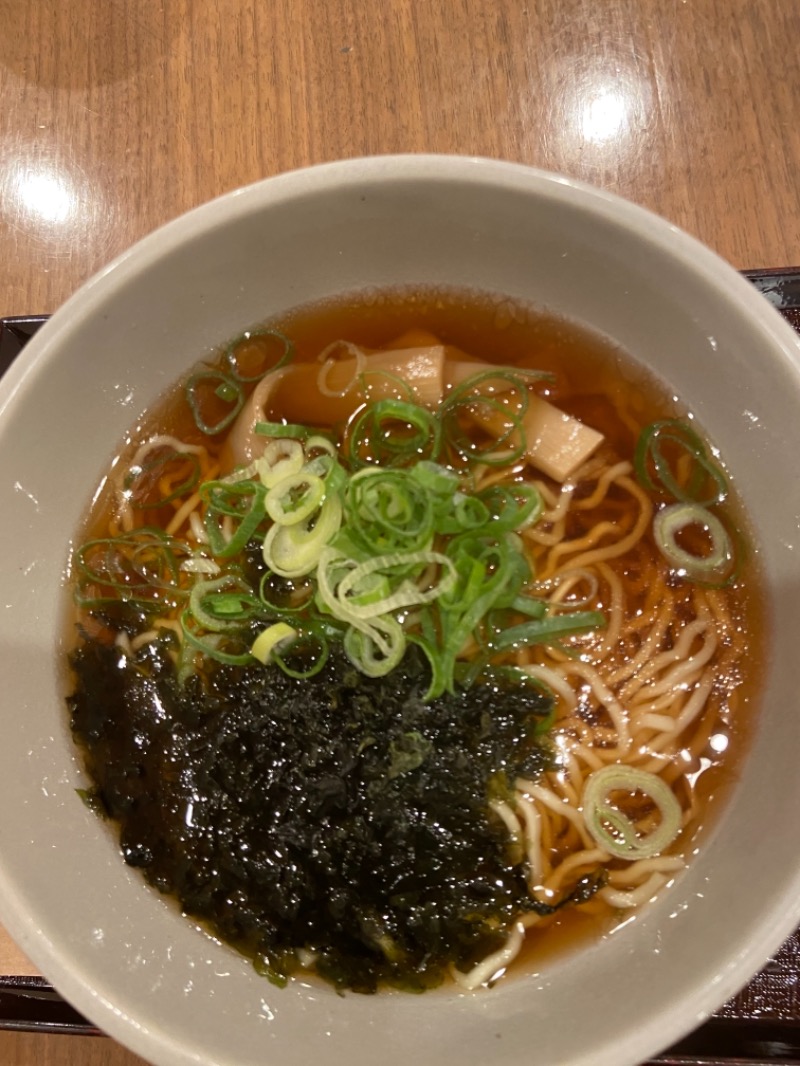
[
  {"x1": 653, "y1": 501, "x2": 734, "y2": 585},
  {"x1": 83, "y1": 362, "x2": 610, "y2": 695},
  {"x1": 582, "y1": 765, "x2": 682, "y2": 860},
  {"x1": 635, "y1": 419, "x2": 727, "y2": 507},
  {"x1": 225, "y1": 328, "x2": 295, "y2": 382},
  {"x1": 186, "y1": 368, "x2": 245, "y2": 435}
]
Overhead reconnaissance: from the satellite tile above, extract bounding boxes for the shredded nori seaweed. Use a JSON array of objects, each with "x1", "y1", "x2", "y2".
[{"x1": 68, "y1": 638, "x2": 588, "y2": 992}]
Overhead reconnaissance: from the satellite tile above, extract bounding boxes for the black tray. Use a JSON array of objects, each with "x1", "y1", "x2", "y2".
[{"x1": 3, "y1": 273, "x2": 800, "y2": 1059}]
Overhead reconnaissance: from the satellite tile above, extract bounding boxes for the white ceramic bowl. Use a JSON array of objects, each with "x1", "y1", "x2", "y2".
[{"x1": 1, "y1": 156, "x2": 799, "y2": 1066}]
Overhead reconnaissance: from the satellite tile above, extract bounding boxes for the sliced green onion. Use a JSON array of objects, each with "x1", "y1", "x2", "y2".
[
  {"x1": 509, "y1": 594, "x2": 548, "y2": 619},
  {"x1": 255, "y1": 420, "x2": 323, "y2": 441},
  {"x1": 73, "y1": 528, "x2": 190, "y2": 610},
  {"x1": 347, "y1": 398, "x2": 441, "y2": 468},
  {"x1": 333, "y1": 550, "x2": 456, "y2": 620},
  {"x1": 440, "y1": 370, "x2": 530, "y2": 468},
  {"x1": 343, "y1": 614, "x2": 406, "y2": 677},
  {"x1": 653, "y1": 502, "x2": 733, "y2": 584},
  {"x1": 180, "y1": 608, "x2": 255, "y2": 666},
  {"x1": 435, "y1": 493, "x2": 490, "y2": 534},
  {"x1": 256, "y1": 438, "x2": 305, "y2": 488},
  {"x1": 582, "y1": 765, "x2": 682, "y2": 860},
  {"x1": 186, "y1": 368, "x2": 244, "y2": 435},
  {"x1": 305, "y1": 435, "x2": 337, "y2": 459},
  {"x1": 491, "y1": 610, "x2": 605, "y2": 652},
  {"x1": 478, "y1": 483, "x2": 543, "y2": 532},
  {"x1": 251, "y1": 622, "x2": 298, "y2": 664},
  {"x1": 225, "y1": 328, "x2": 295, "y2": 382},
  {"x1": 306, "y1": 453, "x2": 348, "y2": 495},
  {"x1": 428, "y1": 535, "x2": 520, "y2": 696},
  {"x1": 200, "y1": 480, "x2": 267, "y2": 557},
  {"x1": 408, "y1": 623, "x2": 449, "y2": 702},
  {"x1": 314, "y1": 548, "x2": 415, "y2": 676},
  {"x1": 442, "y1": 531, "x2": 523, "y2": 609},
  {"x1": 635, "y1": 419, "x2": 728, "y2": 506},
  {"x1": 345, "y1": 468, "x2": 435, "y2": 554},
  {"x1": 317, "y1": 340, "x2": 365, "y2": 396},
  {"x1": 448, "y1": 369, "x2": 532, "y2": 402},
  {"x1": 507, "y1": 367, "x2": 557, "y2": 385},
  {"x1": 149, "y1": 358, "x2": 609, "y2": 704},
  {"x1": 180, "y1": 554, "x2": 221, "y2": 576},
  {"x1": 262, "y1": 493, "x2": 343, "y2": 578},
  {"x1": 189, "y1": 576, "x2": 263, "y2": 632},
  {"x1": 409, "y1": 459, "x2": 461, "y2": 496},
  {"x1": 273, "y1": 627, "x2": 331, "y2": 678},
  {"x1": 442, "y1": 394, "x2": 526, "y2": 467},
  {"x1": 265, "y1": 473, "x2": 326, "y2": 526}
]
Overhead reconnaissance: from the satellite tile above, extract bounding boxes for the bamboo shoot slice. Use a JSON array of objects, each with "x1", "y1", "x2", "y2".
[{"x1": 524, "y1": 395, "x2": 603, "y2": 481}]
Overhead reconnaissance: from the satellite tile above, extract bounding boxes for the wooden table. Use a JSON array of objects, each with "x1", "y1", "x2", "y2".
[{"x1": 1, "y1": 0, "x2": 799, "y2": 1062}]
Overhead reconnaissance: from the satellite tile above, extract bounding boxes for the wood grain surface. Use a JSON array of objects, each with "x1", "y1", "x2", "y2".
[{"x1": 1, "y1": 0, "x2": 800, "y2": 1062}]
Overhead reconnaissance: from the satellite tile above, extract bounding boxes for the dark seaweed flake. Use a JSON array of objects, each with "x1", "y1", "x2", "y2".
[{"x1": 68, "y1": 641, "x2": 559, "y2": 992}]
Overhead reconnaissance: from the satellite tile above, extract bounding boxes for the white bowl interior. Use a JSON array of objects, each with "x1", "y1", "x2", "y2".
[{"x1": 0, "y1": 156, "x2": 799, "y2": 1066}]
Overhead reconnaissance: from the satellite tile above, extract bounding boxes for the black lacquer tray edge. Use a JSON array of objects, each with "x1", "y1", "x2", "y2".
[{"x1": 2, "y1": 272, "x2": 800, "y2": 1059}]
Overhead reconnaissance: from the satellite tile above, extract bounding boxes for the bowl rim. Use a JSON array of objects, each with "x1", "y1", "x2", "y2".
[{"x1": 8, "y1": 154, "x2": 800, "y2": 403}]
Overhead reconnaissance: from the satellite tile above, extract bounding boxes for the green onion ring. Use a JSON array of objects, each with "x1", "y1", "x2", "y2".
[
  {"x1": 189, "y1": 575, "x2": 263, "y2": 632},
  {"x1": 653, "y1": 501, "x2": 733, "y2": 583},
  {"x1": 265, "y1": 472, "x2": 326, "y2": 526},
  {"x1": 441, "y1": 394, "x2": 526, "y2": 467},
  {"x1": 342, "y1": 614, "x2": 406, "y2": 677},
  {"x1": 258, "y1": 571, "x2": 314, "y2": 615},
  {"x1": 255, "y1": 420, "x2": 328, "y2": 441},
  {"x1": 200, "y1": 480, "x2": 267, "y2": 558},
  {"x1": 635, "y1": 420, "x2": 728, "y2": 506},
  {"x1": 477, "y1": 483, "x2": 543, "y2": 532},
  {"x1": 345, "y1": 468, "x2": 434, "y2": 554},
  {"x1": 73, "y1": 528, "x2": 189, "y2": 608},
  {"x1": 251, "y1": 621, "x2": 298, "y2": 664},
  {"x1": 180, "y1": 608, "x2": 255, "y2": 666},
  {"x1": 256, "y1": 438, "x2": 305, "y2": 488},
  {"x1": 186, "y1": 368, "x2": 244, "y2": 435},
  {"x1": 262, "y1": 492, "x2": 343, "y2": 577},
  {"x1": 225, "y1": 328, "x2": 295, "y2": 382},
  {"x1": 582, "y1": 765, "x2": 682, "y2": 860},
  {"x1": 347, "y1": 398, "x2": 441, "y2": 469},
  {"x1": 490, "y1": 610, "x2": 605, "y2": 652},
  {"x1": 334, "y1": 550, "x2": 457, "y2": 620},
  {"x1": 272, "y1": 626, "x2": 331, "y2": 678},
  {"x1": 440, "y1": 369, "x2": 530, "y2": 468}
]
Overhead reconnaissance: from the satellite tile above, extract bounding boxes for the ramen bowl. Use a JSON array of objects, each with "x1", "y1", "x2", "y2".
[{"x1": 1, "y1": 156, "x2": 799, "y2": 1066}]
